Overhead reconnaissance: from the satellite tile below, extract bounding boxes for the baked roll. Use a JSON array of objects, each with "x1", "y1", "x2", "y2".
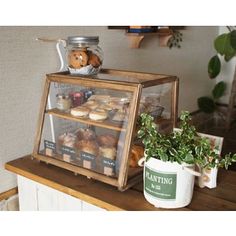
[
  {"x1": 129, "y1": 145, "x2": 144, "y2": 168},
  {"x1": 97, "y1": 134, "x2": 118, "y2": 148}
]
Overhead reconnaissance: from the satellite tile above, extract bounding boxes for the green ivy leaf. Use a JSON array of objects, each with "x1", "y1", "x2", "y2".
[
  {"x1": 198, "y1": 97, "x2": 216, "y2": 113},
  {"x1": 230, "y1": 30, "x2": 236, "y2": 50},
  {"x1": 212, "y1": 81, "x2": 226, "y2": 100},
  {"x1": 208, "y1": 55, "x2": 221, "y2": 79}
]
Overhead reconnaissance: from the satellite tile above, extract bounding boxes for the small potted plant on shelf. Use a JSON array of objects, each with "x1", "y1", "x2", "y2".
[{"x1": 137, "y1": 111, "x2": 236, "y2": 209}]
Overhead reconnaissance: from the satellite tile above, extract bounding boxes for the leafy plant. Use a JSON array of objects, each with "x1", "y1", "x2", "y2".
[
  {"x1": 199, "y1": 27, "x2": 235, "y2": 117},
  {"x1": 138, "y1": 111, "x2": 236, "y2": 169},
  {"x1": 208, "y1": 27, "x2": 236, "y2": 79},
  {"x1": 198, "y1": 81, "x2": 226, "y2": 113},
  {"x1": 167, "y1": 30, "x2": 183, "y2": 49}
]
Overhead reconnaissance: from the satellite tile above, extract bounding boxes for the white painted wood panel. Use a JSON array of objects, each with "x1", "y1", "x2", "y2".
[
  {"x1": 57, "y1": 190, "x2": 82, "y2": 211},
  {"x1": 82, "y1": 201, "x2": 106, "y2": 211},
  {"x1": 17, "y1": 175, "x2": 105, "y2": 211},
  {"x1": 17, "y1": 175, "x2": 38, "y2": 211},
  {"x1": 36, "y1": 182, "x2": 59, "y2": 211}
]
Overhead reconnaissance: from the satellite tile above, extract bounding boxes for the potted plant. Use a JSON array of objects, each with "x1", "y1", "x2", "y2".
[
  {"x1": 197, "y1": 27, "x2": 236, "y2": 129},
  {"x1": 137, "y1": 111, "x2": 236, "y2": 209}
]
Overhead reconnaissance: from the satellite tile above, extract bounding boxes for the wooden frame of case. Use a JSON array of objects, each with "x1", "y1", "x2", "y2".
[{"x1": 32, "y1": 69, "x2": 179, "y2": 191}]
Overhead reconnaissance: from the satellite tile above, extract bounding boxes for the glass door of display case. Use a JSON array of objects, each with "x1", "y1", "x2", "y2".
[{"x1": 32, "y1": 73, "x2": 142, "y2": 190}]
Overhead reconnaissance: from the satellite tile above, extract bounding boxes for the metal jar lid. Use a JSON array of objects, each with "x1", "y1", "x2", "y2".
[{"x1": 67, "y1": 36, "x2": 99, "y2": 46}]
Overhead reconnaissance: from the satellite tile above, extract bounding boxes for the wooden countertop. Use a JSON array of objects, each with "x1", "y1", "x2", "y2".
[{"x1": 5, "y1": 155, "x2": 236, "y2": 211}]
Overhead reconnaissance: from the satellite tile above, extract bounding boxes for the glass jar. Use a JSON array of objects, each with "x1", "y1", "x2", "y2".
[
  {"x1": 56, "y1": 93, "x2": 72, "y2": 111},
  {"x1": 66, "y1": 36, "x2": 103, "y2": 75},
  {"x1": 69, "y1": 91, "x2": 84, "y2": 107}
]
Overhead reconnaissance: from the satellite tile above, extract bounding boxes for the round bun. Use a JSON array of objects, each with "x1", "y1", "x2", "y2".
[
  {"x1": 57, "y1": 133, "x2": 77, "y2": 148},
  {"x1": 129, "y1": 145, "x2": 144, "y2": 168},
  {"x1": 83, "y1": 100, "x2": 99, "y2": 110},
  {"x1": 76, "y1": 140, "x2": 99, "y2": 156},
  {"x1": 89, "y1": 108, "x2": 108, "y2": 121},
  {"x1": 99, "y1": 147, "x2": 116, "y2": 160},
  {"x1": 98, "y1": 103, "x2": 113, "y2": 111},
  {"x1": 76, "y1": 128, "x2": 96, "y2": 141},
  {"x1": 108, "y1": 101, "x2": 124, "y2": 110},
  {"x1": 97, "y1": 134, "x2": 118, "y2": 147},
  {"x1": 71, "y1": 106, "x2": 90, "y2": 117}
]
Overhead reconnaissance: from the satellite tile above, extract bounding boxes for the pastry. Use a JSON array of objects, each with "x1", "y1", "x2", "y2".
[
  {"x1": 76, "y1": 140, "x2": 99, "y2": 156},
  {"x1": 68, "y1": 49, "x2": 88, "y2": 69},
  {"x1": 88, "y1": 95, "x2": 111, "y2": 102},
  {"x1": 57, "y1": 133, "x2": 67, "y2": 147},
  {"x1": 108, "y1": 101, "x2": 124, "y2": 110},
  {"x1": 109, "y1": 97, "x2": 130, "y2": 104},
  {"x1": 88, "y1": 51, "x2": 101, "y2": 68},
  {"x1": 89, "y1": 108, "x2": 108, "y2": 121},
  {"x1": 129, "y1": 145, "x2": 144, "y2": 168},
  {"x1": 76, "y1": 128, "x2": 96, "y2": 141},
  {"x1": 63, "y1": 133, "x2": 77, "y2": 147},
  {"x1": 97, "y1": 134, "x2": 118, "y2": 147},
  {"x1": 99, "y1": 147, "x2": 116, "y2": 160},
  {"x1": 58, "y1": 132, "x2": 77, "y2": 149},
  {"x1": 112, "y1": 109, "x2": 126, "y2": 122},
  {"x1": 98, "y1": 103, "x2": 113, "y2": 111},
  {"x1": 70, "y1": 106, "x2": 90, "y2": 117},
  {"x1": 83, "y1": 100, "x2": 99, "y2": 110}
]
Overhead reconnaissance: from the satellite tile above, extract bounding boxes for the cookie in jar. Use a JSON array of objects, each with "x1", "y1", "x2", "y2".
[{"x1": 66, "y1": 36, "x2": 103, "y2": 75}]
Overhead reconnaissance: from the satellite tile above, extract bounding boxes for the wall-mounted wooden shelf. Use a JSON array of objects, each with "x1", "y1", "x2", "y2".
[
  {"x1": 108, "y1": 26, "x2": 185, "y2": 49},
  {"x1": 126, "y1": 29, "x2": 173, "y2": 48}
]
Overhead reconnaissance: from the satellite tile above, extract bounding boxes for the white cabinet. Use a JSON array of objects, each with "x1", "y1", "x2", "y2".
[
  {"x1": 17, "y1": 175, "x2": 105, "y2": 211},
  {"x1": 17, "y1": 175, "x2": 38, "y2": 210},
  {"x1": 82, "y1": 201, "x2": 106, "y2": 211}
]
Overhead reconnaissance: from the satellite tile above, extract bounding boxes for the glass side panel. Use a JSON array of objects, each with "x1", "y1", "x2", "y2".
[
  {"x1": 139, "y1": 82, "x2": 173, "y2": 133},
  {"x1": 95, "y1": 73, "x2": 168, "y2": 84},
  {"x1": 37, "y1": 81, "x2": 141, "y2": 178},
  {"x1": 57, "y1": 71, "x2": 170, "y2": 84}
]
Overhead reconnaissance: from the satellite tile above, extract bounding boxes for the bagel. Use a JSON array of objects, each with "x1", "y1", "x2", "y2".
[
  {"x1": 89, "y1": 108, "x2": 108, "y2": 121},
  {"x1": 70, "y1": 106, "x2": 90, "y2": 117}
]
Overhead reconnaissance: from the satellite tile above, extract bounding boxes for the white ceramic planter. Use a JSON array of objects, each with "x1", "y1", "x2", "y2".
[{"x1": 140, "y1": 158, "x2": 200, "y2": 209}]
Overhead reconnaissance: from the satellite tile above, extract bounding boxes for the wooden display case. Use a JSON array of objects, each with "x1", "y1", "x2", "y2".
[{"x1": 32, "y1": 69, "x2": 179, "y2": 191}]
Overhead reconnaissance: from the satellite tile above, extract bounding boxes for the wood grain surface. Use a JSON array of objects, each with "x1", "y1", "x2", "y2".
[{"x1": 5, "y1": 155, "x2": 236, "y2": 211}]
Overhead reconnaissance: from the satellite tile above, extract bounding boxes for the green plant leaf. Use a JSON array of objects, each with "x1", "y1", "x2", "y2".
[
  {"x1": 224, "y1": 51, "x2": 236, "y2": 62},
  {"x1": 214, "y1": 33, "x2": 228, "y2": 55},
  {"x1": 198, "y1": 97, "x2": 216, "y2": 113},
  {"x1": 224, "y1": 34, "x2": 236, "y2": 60},
  {"x1": 208, "y1": 55, "x2": 221, "y2": 79},
  {"x1": 230, "y1": 30, "x2": 236, "y2": 50},
  {"x1": 212, "y1": 81, "x2": 226, "y2": 100}
]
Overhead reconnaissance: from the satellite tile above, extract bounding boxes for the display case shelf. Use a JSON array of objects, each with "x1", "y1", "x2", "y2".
[{"x1": 46, "y1": 108, "x2": 126, "y2": 132}]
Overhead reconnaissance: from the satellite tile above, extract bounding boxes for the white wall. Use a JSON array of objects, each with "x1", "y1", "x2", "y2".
[{"x1": 0, "y1": 26, "x2": 218, "y2": 193}]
